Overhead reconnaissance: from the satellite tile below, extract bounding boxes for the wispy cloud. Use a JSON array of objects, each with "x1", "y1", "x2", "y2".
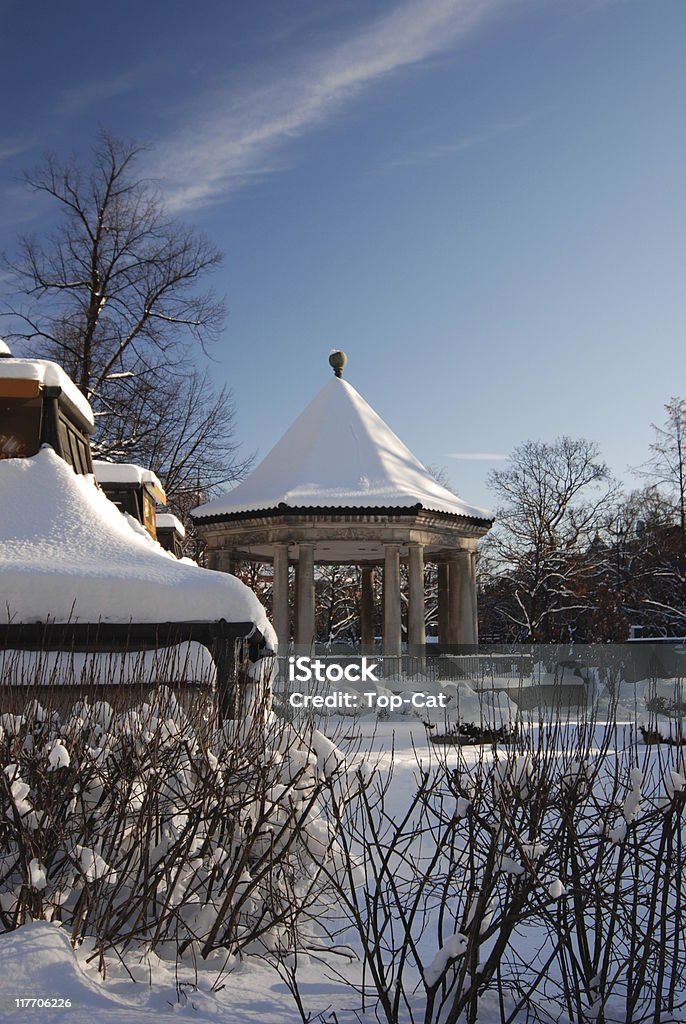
[
  {"x1": 446, "y1": 452, "x2": 510, "y2": 460},
  {"x1": 0, "y1": 181, "x2": 52, "y2": 230},
  {"x1": 55, "y1": 63, "x2": 156, "y2": 116},
  {"x1": 151, "y1": 0, "x2": 509, "y2": 211},
  {"x1": 383, "y1": 114, "x2": 534, "y2": 171},
  {"x1": 0, "y1": 134, "x2": 37, "y2": 164}
]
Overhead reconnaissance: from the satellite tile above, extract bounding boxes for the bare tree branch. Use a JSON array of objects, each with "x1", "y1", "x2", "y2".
[{"x1": 2, "y1": 131, "x2": 248, "y2": 545}]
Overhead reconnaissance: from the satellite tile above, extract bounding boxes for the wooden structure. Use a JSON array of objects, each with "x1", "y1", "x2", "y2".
[
  {"x1": 94, "y1": 461, "x2": 167, "y2": 541},
  {"x1": 0, "y1": 342, "x2": 94, "y2": 474},
  {"x1": 0, "y1": 619, "x2": 268, "y2": 719},
  {"x1": 156, "y1": 513, "x2": 186, "y2": 558}
]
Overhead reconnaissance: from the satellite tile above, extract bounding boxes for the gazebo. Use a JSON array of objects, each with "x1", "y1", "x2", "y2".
[{"x1": 192, "y1": 353, "x2": 494, "y2": 655}]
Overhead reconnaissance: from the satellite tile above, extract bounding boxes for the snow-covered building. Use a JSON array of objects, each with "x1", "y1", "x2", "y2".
[
  {"x1": 0, "y1": 339, "x2": 94, "y2": 474},
  {"x1": 0, "y1": 342, "x2": 275, "y2": 715},
  {"x1": 192, "y1": 352, "x2": 494, "y2": 653},
  {"x1": 94, "y1": 460, "x2": 167, "y2": 541},
  {"x1": 94, "y1": 461, "x2": 186, "y2": 556},
  {"x1": 155, "y1": 512, "x2": 186, "y2": 558}
]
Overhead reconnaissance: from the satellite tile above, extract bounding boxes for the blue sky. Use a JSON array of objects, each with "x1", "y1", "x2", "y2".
[{"x1": 1, "y1": 0, "x2": 684, "y2": 508}]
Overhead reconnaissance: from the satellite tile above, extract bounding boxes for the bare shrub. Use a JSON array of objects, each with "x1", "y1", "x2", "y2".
[
  {"x1": 320, "y1": 714, "x2": 686, "y2": 1023},
  {"x1": 0, "y1": 653, "x2": 356, "y2": 987}
]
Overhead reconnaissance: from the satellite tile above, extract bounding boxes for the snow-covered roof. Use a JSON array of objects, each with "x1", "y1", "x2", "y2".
[
  {"x1": 93, "y1": 460, "x2": 166, "y2": 503},
  {"x1": 0, "y1": 355, "x2": 95, "y2": 430},
  {"x1": 0, "y1": 448, "x2": 274, "y2": 648},
  {"x1": 193, "y1": 376, "x2": 492, "y2": 522},
  {"x1": 156, "y1": 512, "x2": 186, "y2": 538}
]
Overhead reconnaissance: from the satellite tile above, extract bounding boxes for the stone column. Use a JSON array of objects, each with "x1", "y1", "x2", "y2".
[
  {"x1": 447, "y1": 552, "x2": 461, "y2": 646},
  {"x1": 458, "y1": 550, "x2": 476, "y2": 647},
  {"x1": 470, "y1": 551, "x2": 479, "y2": 646},
  {"x1": 272, "y1": 543, "x2": 290, "y2": 654},
  {"x1": 407, "y1": 544, "x2": 426, "y2": 652},
  {"x1": 292, "y1": 563, "x2": 299, "y2": 641},
  {"x1": 438, "y1": 561, "x2": 450, "y2": 644},
  {"x1": 448, "y1": 549, "x2": 477, "y2": 647},
  {"x1": 360, "y1": 565, "x2": 375, "y2": 652},
  {"x1": 383, "y1": 544, "x2": 402, "y2": 658},
  {"x1": 209, "y1": 548, "x2": 235, "y2": 574},
  {"x1": 295, "y1": 544, "x2": 315, "y2": 651}
]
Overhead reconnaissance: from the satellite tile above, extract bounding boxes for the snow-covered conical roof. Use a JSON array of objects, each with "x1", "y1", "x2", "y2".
[{"x1": 193, "y1": 375, "x2": 492, "y2": 522}]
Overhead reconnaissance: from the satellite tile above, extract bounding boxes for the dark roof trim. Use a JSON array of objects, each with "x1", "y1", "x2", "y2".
[
  {"x1": 193, "y1": 503, "x2": 493, "y2": 528},
  {"x1": 43, "y1": 385, "x2": 96, "y2": 436},
  {"x1": 0, "y1": 619, "x2": 265, "y2": 653}
]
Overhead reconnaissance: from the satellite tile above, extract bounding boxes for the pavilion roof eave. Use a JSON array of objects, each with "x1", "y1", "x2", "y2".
[{"x1": 193, "y1": 502, "x2": 494, "y2": 531}]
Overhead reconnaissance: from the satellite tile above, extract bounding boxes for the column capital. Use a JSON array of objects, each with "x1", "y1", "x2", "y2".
[{"x1": 449, "y1": 546, "x2": 470, "y2": 560}]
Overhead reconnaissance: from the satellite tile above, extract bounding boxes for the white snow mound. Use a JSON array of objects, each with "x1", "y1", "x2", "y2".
[{"x1": 0, "y1": 448, "x2": 275, "y2": 648}]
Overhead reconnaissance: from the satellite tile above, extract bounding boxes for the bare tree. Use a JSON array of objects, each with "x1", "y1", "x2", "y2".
[
  {"x1": 2, "y1": 131, "x2": 247, "y2": 524},
  {"x1": 315, "y1": 565, "x2": 361, "y2": 645},
  {"x1": 606, "y1": 485, "x2": 686, "y2": 635},
  {"x1": 484, "y1": 437, "x2": 616, "y2": 641},
  {"x1": 638, "y1": 397, "x2": 686, "y2": 570},
  {"x1": 99, "y1": 365, "x2": 252, "y2": 522}
]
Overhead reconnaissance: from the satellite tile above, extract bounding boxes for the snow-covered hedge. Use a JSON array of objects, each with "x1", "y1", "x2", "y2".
[{"x1": 0, "y1": 687, "x2": 350, "y2": 963}]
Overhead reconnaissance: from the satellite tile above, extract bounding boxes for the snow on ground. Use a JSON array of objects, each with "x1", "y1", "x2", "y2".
[
  {"x1": 0, "y1": 717, "x2": 521, "y2": 1023},
  {"x1": 0, "y1": 714, "x2": 684, "y2": 1022},
  {"x1": 0, "y1": 921, "x2": 325, "y2": 1023},
  {"x1": 0, "y1": 448, "x2": 274, "y2": 648},
  {"x1": 0, "y1": 719, "x2": 462, "y2": 1023},
  {"x1": 0, "y1": 721, "x2": 427, "y2": 1024}
]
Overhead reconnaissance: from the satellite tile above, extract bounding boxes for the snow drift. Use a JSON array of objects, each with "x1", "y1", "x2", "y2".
[{"x1": 0, "y1": 448, "x2": 275, "y2": 648}]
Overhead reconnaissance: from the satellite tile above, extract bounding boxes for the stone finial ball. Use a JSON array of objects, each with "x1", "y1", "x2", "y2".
[{"x1": 329, "y1": 350, "x2": 347, "y2": 378}]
